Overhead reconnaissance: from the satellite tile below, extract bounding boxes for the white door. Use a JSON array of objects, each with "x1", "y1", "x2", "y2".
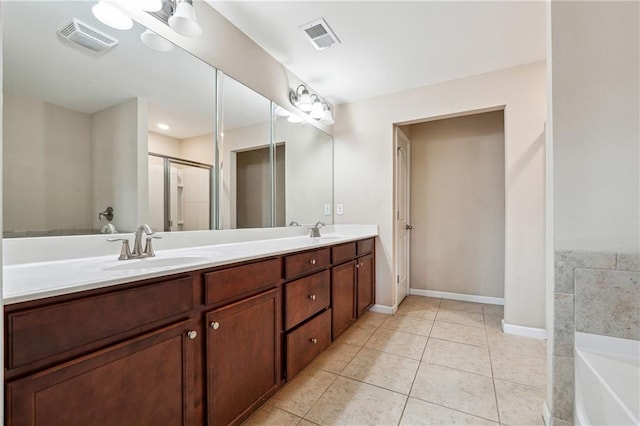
[{"x1": 395, "y1": 128, "x2": 411, "y2": 306}]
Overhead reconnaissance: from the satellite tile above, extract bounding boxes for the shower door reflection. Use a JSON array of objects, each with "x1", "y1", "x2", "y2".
[{"x1": 148, "y1": 154, "x2": 212, "y2": 231}]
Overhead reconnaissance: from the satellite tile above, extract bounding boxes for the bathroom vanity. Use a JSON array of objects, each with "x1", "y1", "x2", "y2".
[{"x1": 3, "y1": 231, "x2": 376, "y2": 425}]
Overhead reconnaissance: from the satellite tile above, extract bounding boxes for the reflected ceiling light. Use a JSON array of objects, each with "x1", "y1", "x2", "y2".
[
  {"x1": 309, "y1": 95, "x2": 325, "y2": 120},
  {"x1": 319, "y1": 103, "x2": 335, "y2": 125},
  {"x1": 137, "y1": 0, "x2": 163, "y2": 12},
  {"x1": 140, "y1": 29, "x2": 174, "y2": 52},
  {"x1": 287, "y1": 113, "x2": 304, "y2": 124},
  {"x1": 275, "y1": 106, "x2": 291, "y2": 117},
  {"x1": 92, "y1": 1, "x2": 133, "y2": 30},
  {"x1": 157, "y1": 123, "x2": 170, "y2": 130},
  {"x1": 168, "y1": 0, "x2": 202, "y2": 37}
]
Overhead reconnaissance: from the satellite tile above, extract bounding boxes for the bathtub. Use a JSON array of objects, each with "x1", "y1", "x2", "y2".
[{"x1": 575, "y1": 332, "x2": 640, "y2": 426}]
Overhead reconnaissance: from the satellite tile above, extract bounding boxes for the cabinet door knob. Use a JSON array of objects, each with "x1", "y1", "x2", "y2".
[
  {"x1": 308, "y1": 294, "x2": 317, "y2": 301},
  {"x1": 187, "y1": 330, "x2": 198, "y2": 340},
  {"x1": 210, "y1": 321, "x2": 220, "y2": 330},
  {"x1": 310, "y1": 338, "x2": 318, "y2": 344},
  {"x1": 309, "y1": 259, "x2": 316, "y2": 265},
  {"x1": 355, "y1": 263, "x2": 360, "y2": 268}
]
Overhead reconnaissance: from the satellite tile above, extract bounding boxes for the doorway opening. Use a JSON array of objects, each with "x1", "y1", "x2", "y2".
[{"x1": 394, "y1": 109, "x2": 506, "y2": 308}]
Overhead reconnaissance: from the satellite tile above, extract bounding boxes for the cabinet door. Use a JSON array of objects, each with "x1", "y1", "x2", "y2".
[
  {"x1": 206, "y1": 288, "x2": 281, "y2": 426},
  {"x1": 356, "y1": 254, "x2": 375, "y2": 317},
  {"x1": 331, "y1": 261, "x2": 356, "y2": 339},
  {"x1": 6, "y1": 320, "x2": 198, "y2": 426}
]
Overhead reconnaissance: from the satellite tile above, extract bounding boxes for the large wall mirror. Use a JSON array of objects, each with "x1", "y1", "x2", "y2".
[{"x1": 2, "y1": 0, "x2": 333, "y2": 238}]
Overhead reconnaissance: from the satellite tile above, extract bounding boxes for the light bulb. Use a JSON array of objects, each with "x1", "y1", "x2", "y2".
[
  {"x1": 310, "y1": 98, "x2": 324, "y2": 119},
  {"x1": 169, "y1": 1, "x2": 202, "y2": 37}
]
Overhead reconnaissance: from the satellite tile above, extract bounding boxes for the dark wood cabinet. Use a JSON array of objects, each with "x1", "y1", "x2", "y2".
[
  {"x1": 6, "y1": 320, "x2": 198, "y2": 426},
  {"x1": 205, "y1": 288, "x2": 281, "y2": 426},
  {"x1": 331, "y1": 261, "x2": 357, "y2": 339},
  {"x1": 5, "y1": 236, "x2": 375, "y2": 426},
  {"x1": 356, "y1": 254, "x2": 375, "y2": 317}
]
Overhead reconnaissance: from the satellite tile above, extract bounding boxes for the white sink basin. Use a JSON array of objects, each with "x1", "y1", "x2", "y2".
[{"x1": 101, "y1": 256, "x2": 210, "y2": 272}]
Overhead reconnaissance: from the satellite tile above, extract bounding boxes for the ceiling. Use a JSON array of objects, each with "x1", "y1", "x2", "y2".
[{"x1": 206, "y1": 1, "x2": 547, "y2": 105}]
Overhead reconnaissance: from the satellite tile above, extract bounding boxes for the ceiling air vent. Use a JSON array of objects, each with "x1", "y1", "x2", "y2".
[
  {"x1": 58, "y1": 18, "x2": 118, "y2": 54},
  {"x1": 299, "y1": 18, "x2": 340, "y2": 51}
]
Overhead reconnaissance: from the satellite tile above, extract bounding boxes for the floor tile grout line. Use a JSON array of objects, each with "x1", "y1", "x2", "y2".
[
  {"x1": 484, "y1": 317, "x2": 503, "y2": 426},
  {"x1": 408, "y1": 393, "x2": 504, "y2": 424}
]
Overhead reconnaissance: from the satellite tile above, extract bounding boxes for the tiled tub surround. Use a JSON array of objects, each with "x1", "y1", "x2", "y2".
[
  {"x1": 2, "y1": 225, "x2": 377, "y2": 304},
  {"x1": 552, "y1": 250, "x2": 640, "y2": 424},
  {"x1": 242, "y1": 296, "x2": 547, "y2": 426}
]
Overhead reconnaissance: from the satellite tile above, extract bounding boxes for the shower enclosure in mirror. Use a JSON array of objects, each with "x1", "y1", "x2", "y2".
[{"x1": 148, "y1": 154, "x2": 212, "y2": 232}]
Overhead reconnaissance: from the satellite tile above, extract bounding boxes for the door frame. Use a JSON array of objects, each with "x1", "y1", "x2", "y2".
[{"x1": 393, "y1": 127, "x2": 411, "y2": 308}]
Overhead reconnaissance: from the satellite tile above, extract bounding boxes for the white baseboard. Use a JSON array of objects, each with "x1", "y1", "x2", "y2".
[
  {"x1": 409, "y1": 288, "x2": 504, "y2": 306},
  {"x1": 542, "y1": 401, "x2": 551, "y2": 425},
  {"x1": 502, "y1": 319, "x2": 547, "y2": 340},
  {"x1": 369, "y1": 304, "x2": 396, "y2": 315}
]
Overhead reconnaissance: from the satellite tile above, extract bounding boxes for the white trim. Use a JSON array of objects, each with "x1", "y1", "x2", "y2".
[
  {"x1": 542, "y1": 401, "x2": 551, "y2": 425},
  {"x1": 369, "y1": 304, "x2": 396, "y2": 315},
  {"x1": 502, "y1": 319, "x2": 547, "y2": 340},
  {"x1": 409, "y1": 288, "x2": 504, "y2": 306}
]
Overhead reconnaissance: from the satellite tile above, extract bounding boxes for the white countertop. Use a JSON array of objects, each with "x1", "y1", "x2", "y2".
[{"x1": 3, "y1": 225, "x2": 378, "y2": 304}]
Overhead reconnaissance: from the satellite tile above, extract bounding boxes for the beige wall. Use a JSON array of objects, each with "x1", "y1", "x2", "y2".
[
  {"x1": 408, "y1": 111, "x2": 505, "y2": 298},
  {"x1": 275, "y1": 119, "x2": 333, "y2": 226},
  {"x1": 91, "y1": 98, "x2": 148, "y2": 233},
  {"x1": 335, "y1": 62, "x2": 546, "y2": 328},
  {"x1": 148, "y1": 131, "x2": 180, "y2": 158},
  {"x1": 181, "y1": 134, "x2": 215, "y2": 165},
  {"x1": 3, "y1": 92, "x2": 92, "y2": 234},
  {"x1": 552, "y1": 1, "x2": 639, "y2": 253}
]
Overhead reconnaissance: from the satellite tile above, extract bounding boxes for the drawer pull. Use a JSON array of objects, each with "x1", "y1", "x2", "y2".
[
  {"x1": 308, "y1": 294, "x2": 317, "y2": 301},
  {"x1": 310, "y1": 338, "x2": 318, "y2": 344},
  {"x1": 309, "y1": 259, "x2": 316, "y2": 265},
  {"x1": 187, "y1": 330, "x2": 198, "y2": 340},
  {"x1": 210, "y1": 321, "x2": 220, "y2": 330}
]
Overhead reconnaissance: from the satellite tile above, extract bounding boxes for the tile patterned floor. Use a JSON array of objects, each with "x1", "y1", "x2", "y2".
[{"x1": 243, "y1": 296, "x2": 547, "y2": 426}]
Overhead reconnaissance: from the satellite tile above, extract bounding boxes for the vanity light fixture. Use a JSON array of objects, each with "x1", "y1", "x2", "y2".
[
  {"x1": 290, "y1": 85, "x2": 313, "y2": 112},
  {"x1": 92, "y1": 1, "x2": 133, "y2": 30},
  {"x1": 287, "y1": 113, "x2": 304, "y2": 124},
  {"x1": 289, "y1": 85, "x2": 335, "y2": 125}
]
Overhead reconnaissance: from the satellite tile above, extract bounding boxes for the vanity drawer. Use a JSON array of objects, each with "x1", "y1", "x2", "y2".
[
  {"x1": 286, "y1": 309, "x2": 331, "y2": 379},
  {"x1": 285, "y1": 270, "x2": 330, "y2": 330},
  {"x1": 331, "y1": 242, "x2": 356, "y2": 265},
  {"x1": 284, "y1": 248, "x2": 330, "y2": 279},
  {"x1": 356, "y1": 238, "x2": 375, "y2": 256},
  {"x1": 204, "y1": 258, "x2": 282, "y2": 306},
  {"x1": 6, "y1": 275, "x2": 194, "y2": 371}
]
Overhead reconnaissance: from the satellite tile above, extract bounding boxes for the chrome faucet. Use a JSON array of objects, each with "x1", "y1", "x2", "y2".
[
  {"x1": 108, "y1": 224, "x2": 162, "y2": 260},
  {"x1": 310, "y1": 221, "x2": 326, "y2": 238}
]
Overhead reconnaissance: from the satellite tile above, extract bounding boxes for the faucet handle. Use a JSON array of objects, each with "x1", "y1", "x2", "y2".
[
  {"x1": 107, "y1": 237, "x2": 131, "y2": 260},
  {"x1": 144, "y1": 235, "x2": 162, "y2": 257}
]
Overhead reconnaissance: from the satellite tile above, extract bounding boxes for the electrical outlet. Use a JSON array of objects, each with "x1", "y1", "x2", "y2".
[
  {"x1": 323, "y1": 204, "x2": 331, "y2": 215},
  {"x1": 336, "y1": 203, "x2": 344, "y2": 215}
]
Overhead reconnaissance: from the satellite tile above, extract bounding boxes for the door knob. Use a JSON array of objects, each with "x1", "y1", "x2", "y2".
[
  {"x1": 405, "y1": 224, "x2": 413, "y2": 230},
  {"x1": 187, "y1": 330, "x2": 198, "y2": 340},
  {"x1": 310, "y1": 338, "x2": 318, "y2": 344},
  {"x1": 210, "y1": 321, "x2": 220, "y2": 330},
  {"x1": 308, "y1": 294, "x2": 317, "y2": 300}
]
